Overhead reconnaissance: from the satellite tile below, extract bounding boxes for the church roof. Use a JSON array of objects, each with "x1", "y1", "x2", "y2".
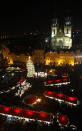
[{"x1": 57, "y1": 29, "x2": 64, "y2": 37}]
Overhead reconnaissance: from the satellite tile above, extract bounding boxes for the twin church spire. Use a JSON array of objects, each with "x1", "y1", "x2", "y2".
[{"x1": 51, "y1": 17, "x2": 72, "y2": 50}]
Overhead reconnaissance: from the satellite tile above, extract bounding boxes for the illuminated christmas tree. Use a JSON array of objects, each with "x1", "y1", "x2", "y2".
[{"x1": 26, "y1": 56, "x2": 35, "y2": 77}]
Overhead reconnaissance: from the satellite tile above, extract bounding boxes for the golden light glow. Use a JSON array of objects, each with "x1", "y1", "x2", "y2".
[
  {"x1": 36, "y1": 98, "x2": 42, "y2": 103},
  {"x1": 29, "y1": 56, "x2": 31, "y2": 60},
  {"x1": 57, "y1": 60, "x2": 63, "y2": 65},
  {"x1": 49, "y1": 69, "x2": 53, "y2": 73},
  {"x1": 48, "y1": 69, "x2": 57, "y2": 75},
  {"x1": 45, "y1": 59, "x2": 50, "y2": 65},
  {"x1": 69, "y1": 61, "x2": 74, "y2": 66},
  {"x1": 33, "y1": 98, "x2": 42, "y2": 105},
  {"x1": 8, "y1": 59, "x2": 13, "y2": 65}
]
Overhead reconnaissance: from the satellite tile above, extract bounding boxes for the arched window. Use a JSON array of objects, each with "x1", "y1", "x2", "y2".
[
  {"x1": 67, "y1": 28, "x2": 68, "y2": 34},
  {"x1": 54, "y1": 29, "x2": 55, "y2": 34}
]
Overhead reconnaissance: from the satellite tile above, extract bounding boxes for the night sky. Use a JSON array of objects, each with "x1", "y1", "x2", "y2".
[{"x1": 0, "y1": 0, "x2": 82, "y2": 32}]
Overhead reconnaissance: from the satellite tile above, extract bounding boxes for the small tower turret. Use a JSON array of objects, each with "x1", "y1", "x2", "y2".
[
  {"x1": 51, "y1": 19, "x2": 58, "y2": 37},
  {"x1": 64, "y1": 17, "x2": 72, "y2": 38}
]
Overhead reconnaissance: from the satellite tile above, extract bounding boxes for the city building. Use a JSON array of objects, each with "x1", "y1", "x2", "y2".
[
  {"x1": 72, "y1": 29, "x2": 82, "y2": 49},
  {"x1": 51, "y1": 17, "x2": 72, "y2": 50},
  {"x1": 1, "y1": 46, "x2": 82, "y2": 67}
]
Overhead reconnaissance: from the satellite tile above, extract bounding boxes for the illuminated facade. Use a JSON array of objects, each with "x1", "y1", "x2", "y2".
[
  {"x1": 1, "y1": 46, "x2": 82, "y2": 67},
  {"x1": 51, "y1": 17, "x2": 72, "y2": 50},
  {"x1": 45, "y1": 51, "x2": 74, "y2": 66},
  {"x1": 2, "y1": 47, "x2": 13, "y2": 65}
]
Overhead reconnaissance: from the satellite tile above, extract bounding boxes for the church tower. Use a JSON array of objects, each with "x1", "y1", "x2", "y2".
[
  {"x1": 51, "y1": 19, "x2": 59, "y2": 50},
  {"x1": 51, "y1": 17, "x2": 72, "y2": 50},
  {"x1": 64, "y1": 17, "x2": 72, "y2": 38},
  {"x1": 51, "y1": 19, "x2": 58, "y2": 38}
]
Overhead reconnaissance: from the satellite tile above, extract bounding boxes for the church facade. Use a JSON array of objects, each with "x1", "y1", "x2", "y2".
[{"x1": 51, "y1": 17, "x2": 72, "y2": 50}]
